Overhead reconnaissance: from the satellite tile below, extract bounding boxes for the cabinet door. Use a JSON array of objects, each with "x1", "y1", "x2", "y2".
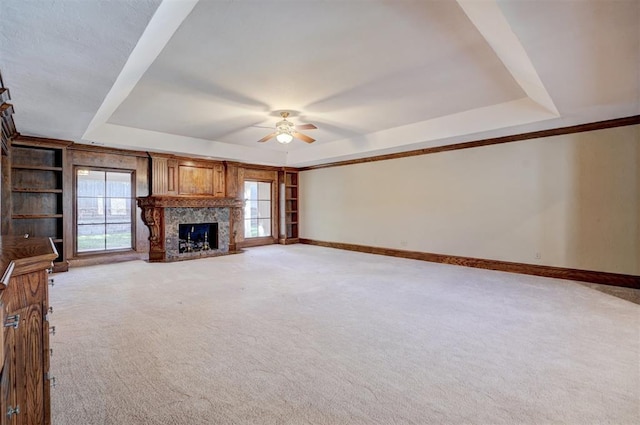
[
  {"x1": 1, "y1": 326, "x2": 16, "y2": 425},
  {"x1": 42, "y1": 303, "x2": 51, "y2": 425},
  {"x1": 14, "y1": 305, "x2": 44, "y2": 424},
  {"x1": 213, "y1": 163, "x2": 225, "y2": 197}
]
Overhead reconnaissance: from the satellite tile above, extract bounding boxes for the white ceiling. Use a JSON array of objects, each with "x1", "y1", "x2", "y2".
[{"x1": 1, "y1": 0, "x2": 638, "y2": 167}]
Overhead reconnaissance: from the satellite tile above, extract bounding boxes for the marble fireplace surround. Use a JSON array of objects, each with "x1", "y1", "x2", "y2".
[{"x1": 137, "y1": 196, "x2": 243, "y2": 262}]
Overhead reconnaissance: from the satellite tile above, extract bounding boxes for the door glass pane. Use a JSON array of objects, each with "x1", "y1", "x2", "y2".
[
  {"x1": 257, "y1": 218, "x2": 271, "y2": 237},
  {"x1": 258, "y1": 182, "x2": 271, "y2": 200},
  {"x1": 77, "y1": 170, "x2": 105, "y2": 197},
  {"x1": 106, "y1": 223, "x2": 132, "y2": 250},
  {"x1": 106, "y1": 198, "x2": 131, "y2": 223},
  {"x1": 258, "y1": 200, "x2": 271, "y2": 218},
  {"x1": 245, "y1": 182, "x2": 257, "y2": 199},
  {"x1": 245, "y1": 199, "x2": 258, "y2": 220},
  {"x1": 244, "y1": 218, "x2": 259, "y2": 238},
  {"x1": 77, "y1": 224, "x2": 106, "y2": 252},
  {"x1": 106, "y1": 172, "x2": 132, "y2": 197},
  {"x1": 77, "y1": 197, "x2": 104, "y2": 224}
]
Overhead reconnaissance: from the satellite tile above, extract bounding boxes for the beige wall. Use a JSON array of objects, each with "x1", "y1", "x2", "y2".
[{"x1": 300, "y1": 125, "x2": 639, "y2": 275}]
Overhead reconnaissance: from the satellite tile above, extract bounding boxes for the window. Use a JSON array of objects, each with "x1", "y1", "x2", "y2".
[
  {"x1": 244, "y1": 181, "x2": 271, "y2": 238},
  {"x1": 76, "y1": 169, "x2": 134, "y2": 253}
]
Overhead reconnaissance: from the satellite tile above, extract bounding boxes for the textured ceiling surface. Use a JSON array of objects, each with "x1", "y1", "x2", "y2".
[
  {"x1": 0, "y1": 0, "x2": 162, "y2": 142},
  {"x1": 108, "y1": 0, "x2": 524, "y2": 149},
  {"x1": 1, "y1": 0, "x2": 638, "y2": 166}
]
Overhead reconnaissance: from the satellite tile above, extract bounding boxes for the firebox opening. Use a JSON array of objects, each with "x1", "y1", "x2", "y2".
[{"x1": 179, "y1": 223, "x2": 218, "y2": 253}]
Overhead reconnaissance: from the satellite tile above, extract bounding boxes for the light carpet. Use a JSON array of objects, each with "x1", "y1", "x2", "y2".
[{"x1": 49, "y1": 244, "x2": 639, "y2": 424}]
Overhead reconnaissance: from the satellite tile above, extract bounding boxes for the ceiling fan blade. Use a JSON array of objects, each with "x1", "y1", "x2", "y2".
[
  {"x1": 295, "y1": 123, "x2": 317, "y2": 130},
  {"x1": 257, "y1": 132, "x2": 277, "y2": 143},
  {"x1": 293, "y1": 131, "x2": 315, "y2": 143}
]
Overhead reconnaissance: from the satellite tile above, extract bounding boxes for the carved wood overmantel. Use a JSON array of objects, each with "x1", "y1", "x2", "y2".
[
  {"x1": 148, "y1": 153, "x2": 225, "y2": 197},
  {"x1": 137, "y1": 196, "x2": 243, "y2": 262}
]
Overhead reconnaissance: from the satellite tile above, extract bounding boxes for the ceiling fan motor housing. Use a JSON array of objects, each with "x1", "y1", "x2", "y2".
[{"x1": 276, "y1": 119, "x2": 294, "y2": 133}]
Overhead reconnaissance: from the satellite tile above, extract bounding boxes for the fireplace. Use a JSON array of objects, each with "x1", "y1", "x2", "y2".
[
  {"x1": 179, "y1": 223, "x2": 218, "y2": 253},
  {"x1": 137, "y1": 196, "x2": 243, "y2": 262}
]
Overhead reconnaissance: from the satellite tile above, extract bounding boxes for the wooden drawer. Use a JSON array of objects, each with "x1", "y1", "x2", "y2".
[{"x1": 2, "y1": 271, "x2": 46, "y2": 314}]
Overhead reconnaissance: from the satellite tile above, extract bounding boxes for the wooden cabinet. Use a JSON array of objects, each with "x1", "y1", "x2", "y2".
[
  {"x1": 149, "y1": 154, "x2": 226, "y2": 197},
  {"x1": 0, "y1": 236, "x2": 57, "y2": 425},
  {"x1": 279, "y1": 169, "x2": 299, "y2": 244},
  {"x1": 1, "y1": 85, "x2": 17, "y2": 156},
  {"x1": 9, "y1": 138, "x2": 69, "y2": 272}
]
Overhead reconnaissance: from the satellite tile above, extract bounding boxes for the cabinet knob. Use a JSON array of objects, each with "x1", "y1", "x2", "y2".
[
  {"x1": 46, "y1": 306, "x2": 54, "y2": 322},
  {"x1": 3, "y1": 314, "x2": 20, "y2": 329},
  {"x1": 49, "y1": 278, "x2": 55, "y2": 287},
  {"x1": 45, "y1": 372, "x2": 57, "y2": 388},
  {"x1": 49, "y1": 326, "x2": 56, "y2": 336},
  {"x1": 7, "y1": 405, "x2": 20, "y2": 418}
]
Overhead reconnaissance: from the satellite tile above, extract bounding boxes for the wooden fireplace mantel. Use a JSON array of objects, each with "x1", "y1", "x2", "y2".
[
  {"x1": 137, "y1": 195, "x2": 242, "y2": 209},
  {"x1": 137, "y1": 196, "x2": 243, "y2": 262}
]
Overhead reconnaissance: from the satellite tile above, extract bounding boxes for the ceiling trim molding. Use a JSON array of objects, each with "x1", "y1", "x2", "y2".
[
  {"x1": 287, "y1": 97, "x2": 557, "y2": 167},
  {"x1": 456, "y1": 0, "x2": 559, "y2": 115},
  {"x1": 298, "y1": 115, "x2": 640, "y2": 171},
  {"x1": 87, "y1": 123, "x2": 287, "y2": 166},
  {"x1": 83, "y1": 0, "x2": 200, "y2": 140}
]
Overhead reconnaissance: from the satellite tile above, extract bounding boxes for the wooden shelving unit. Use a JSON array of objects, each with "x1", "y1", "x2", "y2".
[
  {"x1": 11, "y1": 164, "x2": 63, "y2": 171},
  {"x1": 11, "y1": 188, "x2": 63, "y2": 193},
  {"x1": 279, "y1": 169, "x2": 299, "y2": 244},
  {"x1": 9, "y1": 139, "x2": 69, "y2": 271}
]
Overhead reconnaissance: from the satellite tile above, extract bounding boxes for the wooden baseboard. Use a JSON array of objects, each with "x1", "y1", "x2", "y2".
[
  {"x1": 237, "y1": 237, "x2": 277, "y2": 249},
  {"x1": 299, "y1": 239, "x2": 640, "y2": 289},
  {"x1": 52, "y1": 261, "x2": 69, "y2": 273},
  {"x1": 68, "y1": 251, "x2": 149, "y2": 268}
]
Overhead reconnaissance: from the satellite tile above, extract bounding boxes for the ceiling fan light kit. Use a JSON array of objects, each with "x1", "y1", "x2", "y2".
[
  {"x1": 258, "y1": 111, "x2": 317, "y2": 144},
  {"x1": 276, "y1": 132, "x2": 293, "y2": 144}
]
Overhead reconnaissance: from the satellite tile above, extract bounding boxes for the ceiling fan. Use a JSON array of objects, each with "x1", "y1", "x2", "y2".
[{"x1": 257, "y1": 112, "x2": 317, "y2": 144}]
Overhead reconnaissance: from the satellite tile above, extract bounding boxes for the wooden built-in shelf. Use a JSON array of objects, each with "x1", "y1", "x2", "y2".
[
  {"x1": 11, "y1": 164, "x2": 63, "y2": 171},
  {"x1": 11, "y1": 188, "x2": 63, "y2": 193},
  {"x1": 279, "y1": 169, "x2": 299, "y2": 244},
  {"x1": 0, "y1": 88, "x2": 10, "y2": 103},
  {"x1": 12, "y1": 214, "x2": 63, "y2": 219},
  {"x1": 9, "y1": 138, "x2": 68, "y2": 271}
]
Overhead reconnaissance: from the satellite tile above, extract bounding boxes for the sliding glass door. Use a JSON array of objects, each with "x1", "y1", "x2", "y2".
[
  {"x1": 244, "y1": 181, "x2": 272, "y2": 238},
  {"x1": 76, "y1": 168, "x2": 134, "y2": 253}
]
